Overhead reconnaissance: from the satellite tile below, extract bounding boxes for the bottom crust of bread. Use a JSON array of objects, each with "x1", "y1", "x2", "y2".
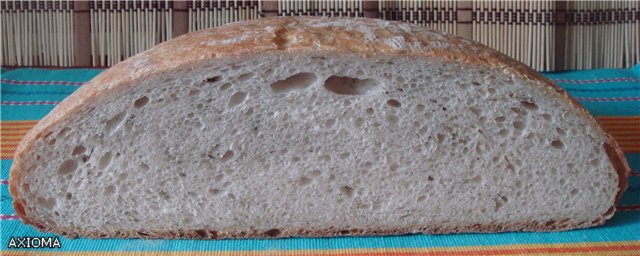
[{"x1": 23, "y1": 217, "x2": 605, "y2": 240}]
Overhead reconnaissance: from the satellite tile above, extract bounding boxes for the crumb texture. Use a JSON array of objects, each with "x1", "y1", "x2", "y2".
[{"x1": 15, "y1": 53, "x2": 618, "y2": 236}]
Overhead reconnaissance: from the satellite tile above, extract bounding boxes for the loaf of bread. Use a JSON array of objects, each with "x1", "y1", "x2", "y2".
[{"x1": 10, "y1": 17, "x2": 629, "y2": 239}]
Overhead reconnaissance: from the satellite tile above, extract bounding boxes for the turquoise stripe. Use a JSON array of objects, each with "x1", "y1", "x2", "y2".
[
  {"x1": 1, "y1": 105, "x2": 56, "y2": 120},
  {"x1": 1, "y1": 160, "x2": 10, "y2": 180},
  {"x1": 626, "y1": 153, "x2": 640, "y2": 171},
  {"x1": 0, "y1": 68, "x2": 103, "y2": 83},
  {"x1": 1, "y1": 186, "x2": 11, "y2": 214},
  {"x1": 544, "y1": 65, "x2": 640, "y2": 116},
  {"x1": 1, "y1": 86, "x2": 74, "y2": 102},
  {"x1": 544, "y1": 64, "x2": 640, "y2": 80},
  {"x1": 622, "y1": 178, "x2": 640, "y2": 205}
]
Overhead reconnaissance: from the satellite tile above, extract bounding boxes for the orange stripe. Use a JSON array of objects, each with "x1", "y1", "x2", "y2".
[
  {"x1": 617, "y1": 140, "x2": 640, "y2": 145},
  {"x1": 2, "y1": 138, "x2": 26, "y2": 143},
  {"x1": 609, "y1": 137, "x2": 640, "y2": 142},
  {"x1": 607, "y1": 131, "x2": 640, "y2": 136},
  {"x1": 616, "y1": 143, "x2": 640, "y2": 147},
  {"x1": 603, "y1": 126, "x2": 640, "y2": 131},
  {"x1": 0, "y1": 132, "x2": 30, "y2": 136},
  {"x1": 613, "y1": 137, "x2": 640, "y2": 141},
  {"x1": 0, "y1": 121, "x2": 38, "y2": 127},
  {"x1": 600, "y1": 124, "x2": 640, "y2": 129},
  {"x1": 0, "y1": 124, "x2": 35, "y2": 131}
]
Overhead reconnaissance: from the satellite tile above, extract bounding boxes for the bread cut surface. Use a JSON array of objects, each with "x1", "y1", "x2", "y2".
[{"x1": 9, "y1": 17, "x2": 629, "y2": 239}]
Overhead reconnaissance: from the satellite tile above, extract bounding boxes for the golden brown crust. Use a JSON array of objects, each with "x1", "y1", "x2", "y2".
[
  {"x1": 24, "y1": 219, "x2": 606, "y2": 240},
  {"x1": 9, "y1": 16, "x2": 629, "y2": 239}
]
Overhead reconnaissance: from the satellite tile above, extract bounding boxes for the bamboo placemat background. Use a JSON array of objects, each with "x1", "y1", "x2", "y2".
[{"x1": 1, "y1": 0, "x2": 638, "y2": 71}]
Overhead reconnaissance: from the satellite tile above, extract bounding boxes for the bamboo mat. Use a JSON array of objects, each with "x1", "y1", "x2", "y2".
[{"x1": 1, "y1": 0, "x2": 638, "y2": 71}]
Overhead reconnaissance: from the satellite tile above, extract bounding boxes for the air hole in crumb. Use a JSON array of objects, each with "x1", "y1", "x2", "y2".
[
  {"x1": 324, "y1": 118, "x2": 336, "y2": 128},
  {"x1": 188, "y1": 89, "x2": 200, "y2": 97},
  {"x1": 339, "y1": 152, "x2": 350, "y2": 159},
  {"x1": 354, "y1": 117, "x2": 365, "y2": 127},
  {"x1": 590, "y1": 159, "x2": 600, "y2": 166},
  {"x1": 57, "y1": 160, "x2": 77, "y2": 176},
  {"x1": 36, "y1": 197, "x2": 56, "y2": 210},
  {"x1": 323, "y1": 76, "x2": 378, "y2": 95},
  {"x1": 541, "y1": 113, "x2": 551, "y2": 121},
  {"x1": 570, "y1": 189, "x2": 578, "y2": 196},
  {"x1": 520, "y1": 101, "x2": 539, "y2": 110},
  {"x1": 105, "y1": 112, "x2": 127, "y2": 135},
  {"x1": 515, "y1": 180, "x2": 523, "y2": 189},
  {"x1": 417, "y1": 195, "x2": 426, "y2": 202},
  {"x1": 495, "y1": 116, "x2": 506, "y2": 123},
  {"x1": 271, "y1": 72, "x2": 317, "y2": 93},
  {"x1": 494, "y1": 196, "x2": 508, "y2": 211},
  {"x1": 264, "y1": 229, "x2": 281, "y2": 237},
  {"x1": 139, "y1": 163, "x2": 150, "y2": 171},
  {"x1": 72, "y1": 145, "x2": 86, "y2": 156},
  {"x1": 310, "y1": 170, "x2": 321, "y2": 177},
  {"x1": 386, "y1": 114, "x2": 399, "y2": 124},
  {"x1": 498, "y1": 129, "x2": 509, "y2": 137},
  {"x1": 57, "y1": 127, "x2": 71, "y2": 138},
  {"x1": 512, "y1": 120, "x2": 525, "y2": 130},
  {"x1": 469, "y1": 107, "x2": 481, "y2": 115},
  {"x1": 118, "y1": 173, "x2": 128, "y2": 182},
  {"x1": 222, "y1": 150, "x2": 234, "y2": 160},
  {"x1": 465, "y1": 175, "x2": 482, "y2": 184},
  {"x1": 98, "y1": 152, "x2": 112, "y2": 170},
  {"x1": 366, "y1": 107, "x2": 374, "y2": 115},
  {"x1": 104, "y1": 185, "x2": 115, "y2": 196},
  {"x1": 416, "y1": 104, "x2": 425, "y2": 112},
  {"x1": 133, "y1": 96, "x2": 149, "y2": 108},
  {"x1": 298, "y1": 176, "x2": 312, "y2": 186},
  {"x1": 237, "y1": 73, "x2": 254, "y2": 82},
  {"x1": 551, "y1": 139, "x2": 564, "y2": 149},
  {"x1": 205, "y1": 76, "x2": 222, "y2": 83},
  {"x1": 526, "y1": 133, "x2": 535, "y2": 141},
  {"x1": 340, "y1": 186, "x2": 354, "y2": 197},
  {"x1": 556, "y1": 127, "x2": 566, "y2": 136},
  {"x1": 387, "y1": 99, "x2": 401, "y2": 108},
  {"x1": 228, "y1": 92, "x2": 247, "y2": 107},
  {"x1": 220, "y1": 83, "x2": 232, "y2": 91},
  {"x1": 208, "y1": 188, "x2": 222, "y2": 195}
]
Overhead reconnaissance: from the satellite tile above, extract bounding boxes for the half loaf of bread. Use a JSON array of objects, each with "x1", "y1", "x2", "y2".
[{"x1": 10, "y1": 17, "x2": 629, "y2": 239}]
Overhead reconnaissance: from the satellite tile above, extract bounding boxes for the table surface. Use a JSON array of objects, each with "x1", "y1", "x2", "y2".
[{"x1": 1, "y1": 66, "x2": 639, "y2": 255}]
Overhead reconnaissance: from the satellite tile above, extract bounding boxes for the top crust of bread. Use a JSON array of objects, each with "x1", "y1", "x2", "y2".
[{"x1": 9, "y1": 17, "x2": 629, "y2": 237}]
